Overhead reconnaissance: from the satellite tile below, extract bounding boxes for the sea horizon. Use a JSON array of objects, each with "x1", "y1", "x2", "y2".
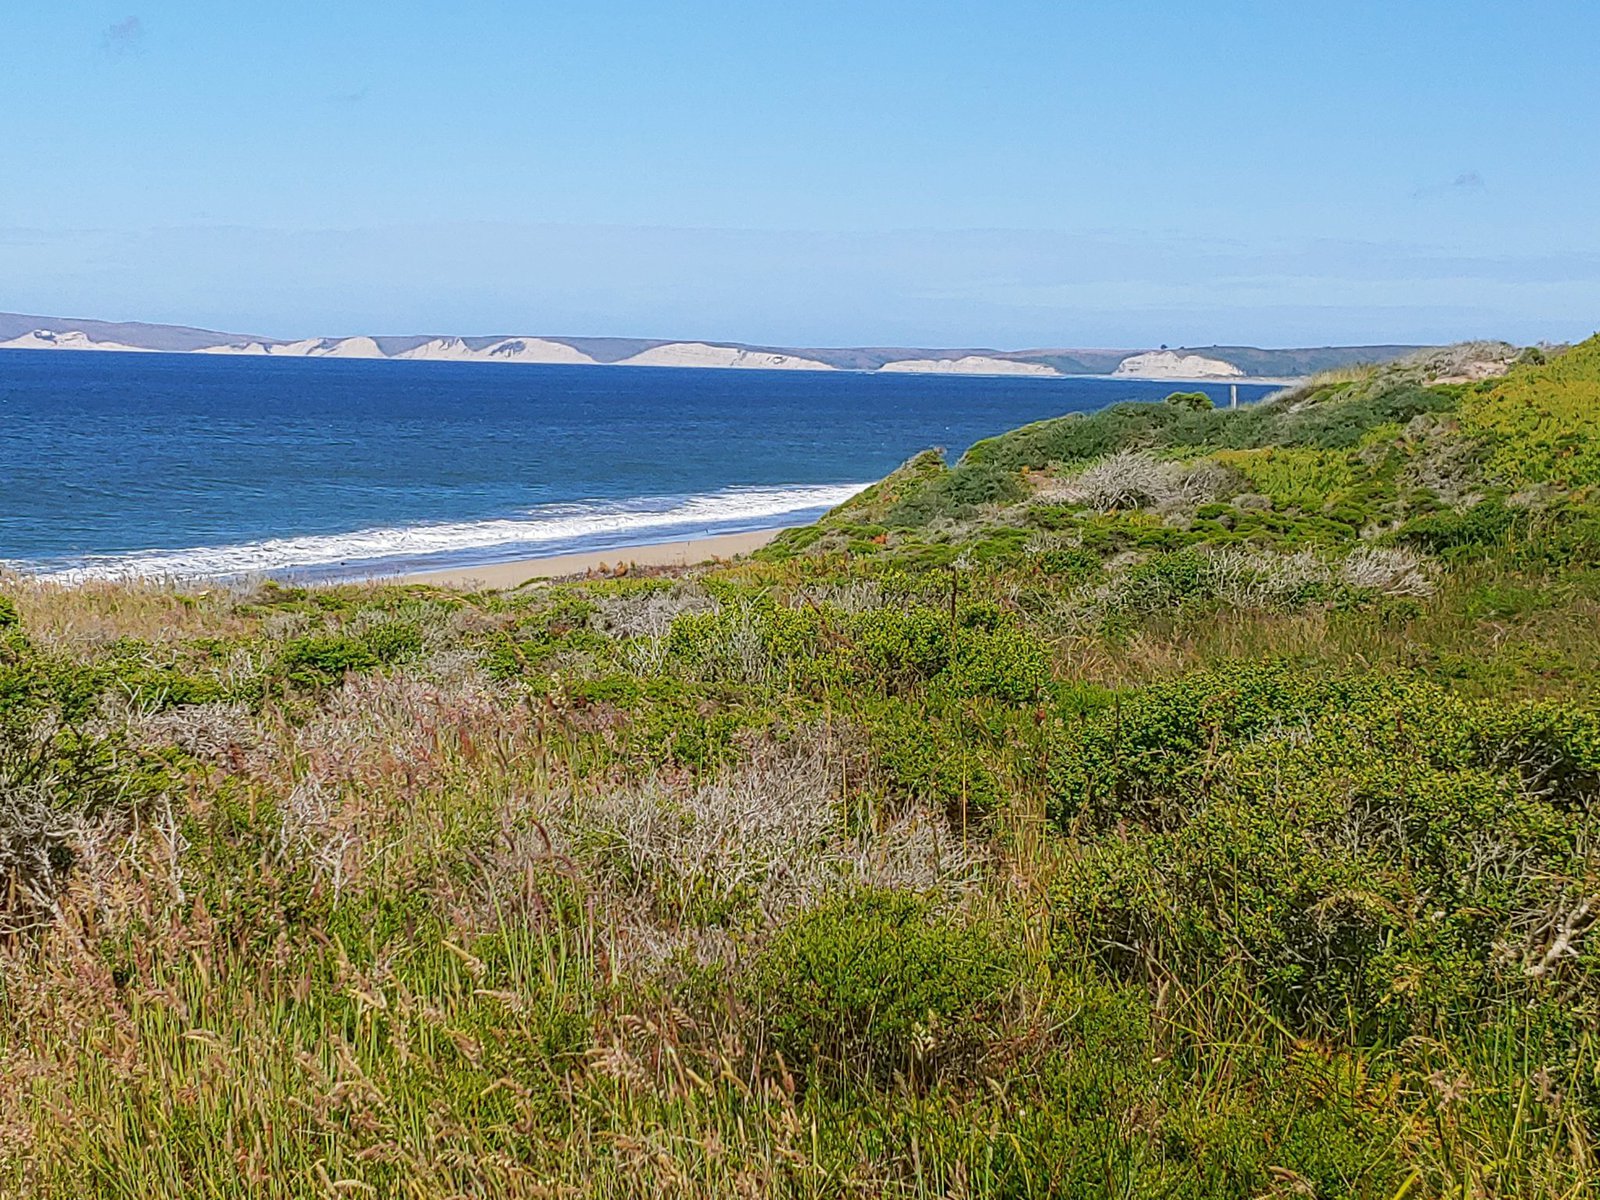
[{"x1": 0, "y1": 351, "x2": 1276, "y2": 583}]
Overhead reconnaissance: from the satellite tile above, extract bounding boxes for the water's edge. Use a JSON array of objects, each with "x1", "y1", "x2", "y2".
[{"x1": 7, "y1": 484, "x2": 866, "y2": 584}]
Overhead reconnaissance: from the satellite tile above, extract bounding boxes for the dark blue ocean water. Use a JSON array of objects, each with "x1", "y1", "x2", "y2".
[{"x1": 0, "y1": 352, "x2": 1276, "y2": 580}]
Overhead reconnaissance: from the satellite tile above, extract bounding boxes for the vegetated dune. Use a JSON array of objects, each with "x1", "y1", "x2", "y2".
[
  {"x1": 616, "y1": 341, "x2": 838, "y2": 370},
  {"x1": 4, "y1": 336, "x2": 1598, "y2": 1195},
  {"x1": 879, "y1": 354, "x2": 1060, "y2": 376},
  {"x1": 1112, "y1": 349, "x2": 1246, "y2": 378}
]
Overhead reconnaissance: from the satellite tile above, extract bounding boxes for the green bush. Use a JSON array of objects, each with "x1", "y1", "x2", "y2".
[
  {"x1": 1396, "y1": 496, "x2": 1518, "y2": 556},
  {"x1": 749, "y1": 890, "x2": 1017, "y2": 1084},
  {"x1": 844, "y1": 606, "x2": 1050, "y2": 701},
  {"x1": 1, "y1": 639, "x2": 171, "y2": 928},
  {"x1": 277, "y1": 620, "x2": 424, "y2": 686},
  {"x1": 957, "y1": 376, "x2": 1462, "y2": 478},
  {"x1": 1273, "y1": 383, "x2": 1455, "y2": 450},
  {"x1": 866, "y1": 699, "x2": 1006, "y2": 819},
  {"x1": 945, "y1": 624, "x2": 1051, "y2": 701},
  {"x1": 885, "y1": 461, "x2": 1027, "y2": 528},
  {"x1": 962, "y1": 403, "x2": 1183, "y2": 472},
  {"x1": 850, "y1": 606, "x2": 950, "y2": 683},
  {"x1": 1030, "y1": 545, "x2": 1104, "y2": 583},
  {"x1": 1112, "y1": 548, "x2": 1213, "y2": 613},
  {"x1": 1046, "y1": 664, "x2": 1600, "y2": 1036}
]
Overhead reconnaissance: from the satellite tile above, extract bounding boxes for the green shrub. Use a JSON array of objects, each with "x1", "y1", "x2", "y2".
[
  {"x1": 1396, "y1": 497, "x2": 1518, "y2": 556},
  {"x1": 749, "y1": 890, "x2": 1017, "y2": 1084},
  {"x1": 1, "y1": 642, "x2": 169, "y2": 928},
  {"x1": 885, "y1": 461, "x2": 1027, "y2": 528},
  {"x1": 850, "y1": 606, "x2": 951, "y2": 683},
  {"x1": 961, "y1": 402, "x2": 1185, "y2": 472},
  {"x1": 1112, "y1": 548, "x2": 1213, "y2": 613},
  {"x1": 1046, "y1": 664, "x2": 1600, "y2": 1036},
  {"x1": 278, "y1": 620, "x2": 424, "y2": 686},
  {"x1": 945, "y1": 624, "x2": 1051, "y2": 702},
  {"x1": 1273, "y1": 383, "x2": 1455, "y2": 450},
  {"x1": 819, "y1": 449, "x2": 948, "y2": 526},
  {"x1": 958, "y1": 373, "x2": 1462, "y2": 478},
  {"x1": 1460, "y1": 334, "x2": 1600, "y2": 487},
  {"x1": 1030, "y1": 545, "x2": 1104, "y2": 583},
  {"x1": 866, "y1": 700, "x2": 1006, "y2": 820}
]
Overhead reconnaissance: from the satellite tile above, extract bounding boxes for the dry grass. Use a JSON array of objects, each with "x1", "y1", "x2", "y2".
[
  {"x1": 1034, "y1": 451, "x2": 1242, "y2": 517},
  {"x1": 571, "y1": 733, "x2": 982, "y2": 945},
  {"x1": 1339, "y1": 545, "x2": 1434, "y2": 595},
  {"x1": 1050, "y1": 450, "x2": 1175, "y2": 512},
  {"x1": 2, "y1": 574, "x2": 260, "y2": 652}
]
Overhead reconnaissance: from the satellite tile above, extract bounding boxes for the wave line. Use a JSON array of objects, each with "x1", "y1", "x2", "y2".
[{"x1": 9, "y1": 483, "x2": 868, "y2": 583}]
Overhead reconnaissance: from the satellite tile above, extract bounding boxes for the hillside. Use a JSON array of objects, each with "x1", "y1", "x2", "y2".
[
  {"x1": 0, "y1": 310, "x2": 1421, "y2": 379},
  {"x1": 3, "y1": 337, "x2": 1600, "y2": 1196},
  {"x1": 763, "y1": 339, "x2": 1571, "y2": 569}
]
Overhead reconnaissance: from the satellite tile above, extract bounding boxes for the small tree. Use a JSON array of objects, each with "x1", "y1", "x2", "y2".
[{"x1": 1164, "y1": 390, "x2": 1214, "y2": 412}]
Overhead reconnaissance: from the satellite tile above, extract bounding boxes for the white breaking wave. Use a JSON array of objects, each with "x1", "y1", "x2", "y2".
[{"x1": 15, "y1": 483, "x2": 868, "y2": 584}]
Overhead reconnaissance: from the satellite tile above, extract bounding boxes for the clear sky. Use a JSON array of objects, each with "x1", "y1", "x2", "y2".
[{"x1": 3, "y1": 1, "x2": 1597, "y2": 348}]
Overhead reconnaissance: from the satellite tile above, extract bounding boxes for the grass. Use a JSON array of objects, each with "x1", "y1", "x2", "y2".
[{"x1": 2, "y1": 338, "x2": 1600, "y2": 1196}]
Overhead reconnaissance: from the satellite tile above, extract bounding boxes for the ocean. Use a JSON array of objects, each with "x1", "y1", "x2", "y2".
[{"x1": 0, "y1": 352, "x2": 1277, "y2": 581}]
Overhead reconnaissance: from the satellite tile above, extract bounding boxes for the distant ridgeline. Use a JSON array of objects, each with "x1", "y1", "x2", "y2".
[{"x1": 0, "y1": 310, "x2": 1419, "y2": 379}]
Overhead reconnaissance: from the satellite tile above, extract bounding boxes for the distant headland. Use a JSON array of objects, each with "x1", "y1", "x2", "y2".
[{"x1": 0, "y1": 311, "x2": 1423, "y2": 382}]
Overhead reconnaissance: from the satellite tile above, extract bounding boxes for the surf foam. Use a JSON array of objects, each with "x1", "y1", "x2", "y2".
[{"x1": 12, "y1": 484, "x2": 868, "y2": 584}]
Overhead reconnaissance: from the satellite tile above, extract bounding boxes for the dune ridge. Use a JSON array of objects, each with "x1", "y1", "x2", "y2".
[{"x1": 0, "y1": 312, "x2": 1429, "y2": 380}]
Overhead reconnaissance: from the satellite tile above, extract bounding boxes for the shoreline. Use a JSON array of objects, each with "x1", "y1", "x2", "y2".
[{"x1": 389, "y1": 528, "x2": 782, "y2": 589}]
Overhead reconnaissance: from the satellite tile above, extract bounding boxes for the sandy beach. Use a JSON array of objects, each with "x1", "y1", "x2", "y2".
[{"x1": 392, "y1": 528, "x2": 782, "y2": 589}]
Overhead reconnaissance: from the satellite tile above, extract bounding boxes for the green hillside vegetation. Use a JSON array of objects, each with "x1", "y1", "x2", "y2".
[
  {"x1": 2, "y1": 337, "x2": 1599, "y2": 1197},
  {"x1": 1182, "y1": 343, "x2": 1425, "y2": 377}
]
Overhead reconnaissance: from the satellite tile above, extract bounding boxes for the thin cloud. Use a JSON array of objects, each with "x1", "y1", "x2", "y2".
[
  {"x1": 102, "y1": 15, "x2": 144, "y2": 55},
  {"x1": 1413, "y1": 170, "x2": 1486, "y2": 199}
]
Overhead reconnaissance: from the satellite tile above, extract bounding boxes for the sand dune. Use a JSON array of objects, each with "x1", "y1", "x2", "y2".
[
  {"x1": 1, "y1": 314, "x2": 1341, "y2": 382},
  {"x1": 484, "y1": 338, "x2": 595, "y2": 364},
  {"x1": 1112, "y1": 350, "x2": 1244, "y2": 379},
  {"x1": 314, "y1": 336, "x2": 385, "y2": 358},
  {"x1": 202, "y1": 337, "x2": 389, "y2": 358},
  {"x1": 617, "y1": 342, "x2": 837, "y2": 370},
  {"x1": 193, "y1": 341, "x2": 275, "y2": 355},
  {"x1": 879, "y1": 355, "x2": 1059, "y2": 377},
  {"x1": 267, "y1": 338, "x2": 323, "y2": 356},
  {"x1": 397, "y1": 337, "x2": 596, "y2": 365},
  {"x1": 0, "y1": 329, "x2": 155, "y2": 353}
]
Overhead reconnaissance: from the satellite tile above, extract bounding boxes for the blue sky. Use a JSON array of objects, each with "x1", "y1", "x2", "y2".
[{"x1": 3, "y1": 1, "x2": 1597, "y2": 347}]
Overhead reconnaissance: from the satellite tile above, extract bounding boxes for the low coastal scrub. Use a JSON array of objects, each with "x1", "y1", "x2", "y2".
[{"x1": 2, "y1": 337, "x2": 1600, "y2": 1196}]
